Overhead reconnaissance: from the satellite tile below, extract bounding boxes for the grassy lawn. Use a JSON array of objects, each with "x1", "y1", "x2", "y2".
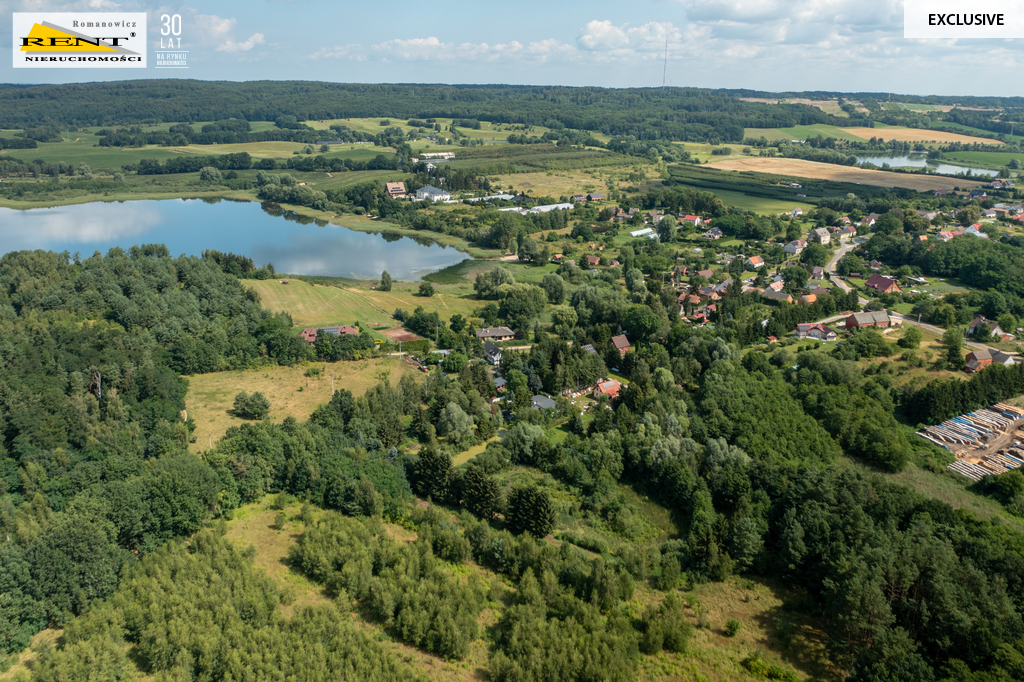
[
  {"x1": 245, "y1": 278, "x2": 399, "y2": 328},
  {"x1": 222, "y1": 500, "x2": 331, "y2": 618},
  {"x1": 185, "y1": 357, "x2": 419, "y2": 452},
  {"x1": 637, "y1": 576, "x2": 841, "y2": 682}
]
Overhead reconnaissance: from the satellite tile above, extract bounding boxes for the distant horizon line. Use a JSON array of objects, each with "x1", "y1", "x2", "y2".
[{"x1": 0, "y1": 77, "x2": 1016, "y2": 102}]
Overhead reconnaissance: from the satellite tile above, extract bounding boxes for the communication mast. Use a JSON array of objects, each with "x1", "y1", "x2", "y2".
[{"x1": 662, "y1": 37, "x2": 668, "y2": 88}]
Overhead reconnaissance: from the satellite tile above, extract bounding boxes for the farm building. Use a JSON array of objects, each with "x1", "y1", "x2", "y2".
[
  {"x1": 475, "y1": 327, "x2": 515, "y2": 342},
  {"x1": 300, "y1": 325, "x2": 359, "y2": 344},
  {"x1": 845, "y1": 310, "x2": 892, "y2": 330}
]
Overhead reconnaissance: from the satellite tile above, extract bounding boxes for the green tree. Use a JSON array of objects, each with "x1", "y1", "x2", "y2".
[
  {"x1": 539, "y1": 273, "x2": 565, "y2": 304},
  {"x1": 943, "y1": 328, "x2": 965, "y2": 370},
  {"x1": 379, "y1": 270, "x2": 393, "y2": 292},
  {"x1": 899, "y1": 326, "x2": 922, "y2": 349},
  {"x1": 199, "y1": 166, "x2": 222, "y2": 183},
  {"x1": 415, "y1": 446, "x2": 452, "y2": 501},
  {"x1": 657, "y1": 216, "x2": 677, "y2": 243},
  {"x1": 26, "y1": 515, "x2": 127, "y2": 623},
  {"x1": 506, "y1": 486, "x2": 555, "y2": 537},
  {"x1": 800, "y1": 243, "x2": 829, "y2": 268},
  {"x1": 460, "y1": 467, "x2": 501, "y2": 520},
  {"x1": 233, "y1": 391, "x2": 270, "y2": 420},
  {"x1": 419, "y1": 282, "x2": 435, "y2": 297}
]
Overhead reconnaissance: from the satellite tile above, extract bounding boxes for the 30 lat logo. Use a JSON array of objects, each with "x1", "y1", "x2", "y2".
[
  {"x1": 12, "y1": 13, "x2": 147, "y2": 68},
  {"x1": 155, "y1": 14, "x2": 188, "y2": 70}
]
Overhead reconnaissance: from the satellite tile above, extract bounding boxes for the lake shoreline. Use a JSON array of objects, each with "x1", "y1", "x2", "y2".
[
  {"x1": 0, "y1": 197, "x2": 482, "y2": 281},
  {"x1": 0, "y1": 190, "x2": 505, "y2": 263}
]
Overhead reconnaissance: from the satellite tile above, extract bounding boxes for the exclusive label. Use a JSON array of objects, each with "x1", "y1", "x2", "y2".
[{"x1": 905, "y1": 0, "x2": 1024, "y2": 38}]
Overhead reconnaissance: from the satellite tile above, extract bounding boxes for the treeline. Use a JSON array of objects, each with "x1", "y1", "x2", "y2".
[
  {"x1": 128, "y1": 150, "x2": 399, "y2": 175},
  {"x1": 0, "y1": 81, "x2": 847, "y2": 143},
  {"x1": 903, "y1": 361, "x2": 1024, "y2": 424}
]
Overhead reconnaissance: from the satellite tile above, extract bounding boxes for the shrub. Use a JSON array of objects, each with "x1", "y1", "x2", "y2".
[{"x1": 725, "y1": 619, "x2": 741, "y2": 637}]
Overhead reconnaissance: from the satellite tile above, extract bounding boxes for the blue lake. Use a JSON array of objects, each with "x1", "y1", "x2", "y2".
[
  {"x1": 853, "y1": 154, "x2": 999, "y2": 178},
  {"x1": 0, "y1": 198, "x2": 468, "y2": 280}
]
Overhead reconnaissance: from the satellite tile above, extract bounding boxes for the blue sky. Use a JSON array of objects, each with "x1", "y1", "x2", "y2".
[{"x1": 1, "y1": 0, "x2": 1022, "y2": 96}]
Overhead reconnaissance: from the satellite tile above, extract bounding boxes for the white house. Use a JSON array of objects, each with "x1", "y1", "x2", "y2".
[{"x1": 416, "y1": 185, "x2": 451, "y2": 201}]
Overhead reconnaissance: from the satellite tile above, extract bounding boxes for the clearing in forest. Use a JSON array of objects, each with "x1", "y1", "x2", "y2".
[
  {"x1": 244, "y1": 278, "x2": 478, "y2": 329},
  {"x1": 185, "y1": 358, "x2": 419, "y2": 452}
]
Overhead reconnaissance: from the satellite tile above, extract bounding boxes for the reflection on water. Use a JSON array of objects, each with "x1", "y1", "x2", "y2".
[
  {"x1": 0, "y1": 198, "x2": 468, "y2": 280},
  {"x1": 854, "y1": 154, "x2": 999, "y2": 178}
]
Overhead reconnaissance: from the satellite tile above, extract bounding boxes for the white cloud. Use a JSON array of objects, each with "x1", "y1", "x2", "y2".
[
  {"x1": 357, "y1": 36, "x2": 572, "y2": 63},
  {"x1": 196, "y1": 14, "x2": 237, "y2": 37},
  {"x1": 309, "y1": 44, "x2": 364, "y2": 60},
  {"x1": 216, "y1": 32, "x2": 265, "y2": 53}
]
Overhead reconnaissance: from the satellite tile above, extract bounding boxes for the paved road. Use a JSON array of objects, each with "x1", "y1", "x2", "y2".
[
  {"x1": 825, "y1": 241, "x2": 857, "y2": 293},
  {"x1": 888, "y1": 312, "x2": 1009, "y2": 354},
  {"x1": 819, "y1": 241, "x2": 1016, "y2": 357}
]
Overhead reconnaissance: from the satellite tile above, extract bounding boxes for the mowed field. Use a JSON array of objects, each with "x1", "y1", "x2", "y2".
[
  {"x1": 185, "y1": 357, "x2": 420, "y2": 452},
  {"x1": 708, "y1": 157, "x2": 984, "y2": 191},
  {"x1": 840, "y1": 127, "x2": 1002, "y2": 145},
  {"x1": 245, "y1": 277, "x2": 479, "y2": 328},
  {"x1": 743, "y1": 125, "x2": 868, "y2": 143}
]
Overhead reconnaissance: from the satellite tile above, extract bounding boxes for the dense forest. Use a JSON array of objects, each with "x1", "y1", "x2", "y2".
[
  {"x1": 1, "y1": 234, "x2": 1024, "y2": 681},
  {"x1": 0, "y1": 81, "x2": 841, "y2": 143}
]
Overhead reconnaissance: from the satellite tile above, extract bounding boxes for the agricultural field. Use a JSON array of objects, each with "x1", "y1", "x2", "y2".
[
  {"x1": 184, "y1": 357, "x2": 420, "y2": 452},
  {"x1": 840, "y1": 126, "x2": 1002, "y2": 145},
  {"x1": 945, "y1": 150, "x2": 1024, "y2": 169},
  {"x1": 682, "y1": 186, "x2": 816, "y2": 215},
  {"x1": 742, "y1": 125, "x2": 867, "y2": 143},
  {"x1": 707, "y1": 157, "x2": 983, "y2": 192}
]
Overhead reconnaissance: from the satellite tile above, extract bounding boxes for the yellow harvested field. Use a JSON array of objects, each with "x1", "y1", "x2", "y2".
[
  {"x1": 841, "y1": 127, "x2": 1002, "y2": 145},
  {"x1": 185, "y1": 358, "x2": 420, "y2": 451},
  {"x1": 708, "y1": 157, "x2": 983, "y2": 192}
]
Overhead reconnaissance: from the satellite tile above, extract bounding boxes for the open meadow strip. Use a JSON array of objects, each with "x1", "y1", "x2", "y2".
[{"x1": 707, "y1": 156, "x2": 984, "y2": 191}]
